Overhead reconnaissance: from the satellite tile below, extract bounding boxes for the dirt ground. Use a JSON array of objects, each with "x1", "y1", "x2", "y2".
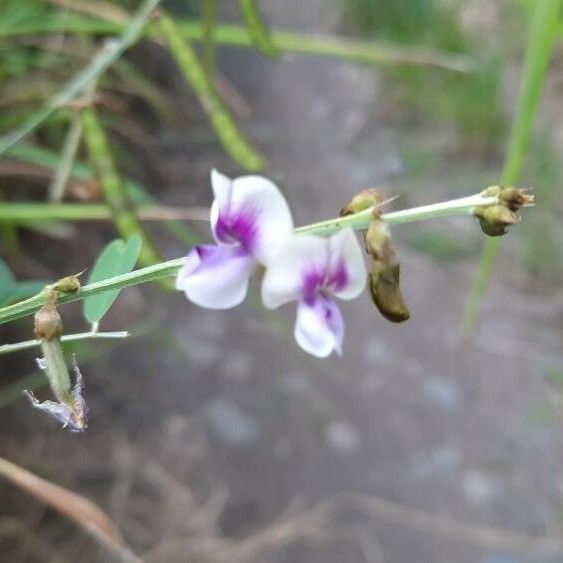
[{"x1": 2, "y1": 1, "x2": 563, "y2": 562}]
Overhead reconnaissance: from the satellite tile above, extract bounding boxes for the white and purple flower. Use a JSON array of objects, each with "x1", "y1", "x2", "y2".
[
  {"x1": 261, "y1": 228, "x2": 366, "y2": 358},
  {"x1": 176, "y1": 170, "x2": 294, "y2": 309}
]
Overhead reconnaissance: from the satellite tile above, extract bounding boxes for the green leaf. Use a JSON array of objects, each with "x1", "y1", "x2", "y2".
[
  {"x1": 0, "y1": 257, "x2": 14, "y2": 287},
  {"x1": 0, "y1": 258, "x2": 46, "y2": 306},
  {"x1": 83, "y1": 235, "x2": 142, "y2": 323}
]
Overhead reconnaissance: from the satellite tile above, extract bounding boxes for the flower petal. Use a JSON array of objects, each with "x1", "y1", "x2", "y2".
[
  {"x1": 261, "y1": 234, "x2": 329, "y2": 309},
  {"x1": 209, "y1": 172, "x2": 293, "y2": 262},
  {"x1": 176, "y1": 244, "x2": 254, "y2": 309},
  {"x1": 294, "y1": 296, "x2": 344, "y2": 358},
  {"x1": 327, "y1": 228, "x2": 366, "y2": 300}
]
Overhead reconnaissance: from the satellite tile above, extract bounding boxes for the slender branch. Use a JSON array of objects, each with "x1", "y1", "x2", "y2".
[
  {"x1": 0, "y1": 204, "x2": 210, "y2": 222},
  {"x1": 0, "y1": 192, "x2": 500, "y2": 327},
  {"x1": 0, "y1": 330, "x2": 129, "y2": 356},
  {"x1": 296, "y1": 194, "x2": 497, "y2": 236},
  {"x1": 0, "y1": 18, "x2": 476, "y2": 74}
]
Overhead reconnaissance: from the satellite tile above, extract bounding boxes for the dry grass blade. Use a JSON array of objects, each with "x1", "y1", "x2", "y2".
[{"x1": 0, "y1": 456, "x2": 142, "y2": 562}]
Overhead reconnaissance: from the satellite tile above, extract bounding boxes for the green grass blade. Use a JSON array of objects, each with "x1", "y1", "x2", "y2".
[
  {"x1": 0, "y1": 0, "x2": 163, "y2": 156},
  {"x1": 81, "y1": 106, "x2": 164, "y2": 270},
  {"x1": 461, "y1": 0, "x2": 561, "y2": 334},
  {"x1": 0, "y1": 17, "x2": 475, "y2": 73},
  {"x1": 158, "y1": 13, "x2": 265, "y2": 171},
  {"x1": 238, "y1": 0, "x2": 280, "y2": 58},
  {"x1": 48, "y1": 114, "x2": 83, "y2": 201},
  {"x1": 202, "y1": 0, "x2": 218, "y2": 76}
]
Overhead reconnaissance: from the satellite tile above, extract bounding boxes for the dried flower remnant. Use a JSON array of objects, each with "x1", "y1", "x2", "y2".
[
  {"x1": 262, "y1": 228, "x2": 366, "y2": 357},
  {"x1": 25, "y1": 360, "x2": 88, "y2": 433},
  {"x1": 25, "y1": 290, "x2": 88, "y2": 432},
  {"x1": 474, "y1": 185, "x2": 534, "y2": 237},
  {"x1": 176, "y1": 170, "x2": 294, "y2": 309}
]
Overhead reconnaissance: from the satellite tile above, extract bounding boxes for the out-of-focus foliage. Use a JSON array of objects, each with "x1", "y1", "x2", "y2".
[{"x1": 339, "y1": 0, "x2": 506, "y2": 150}]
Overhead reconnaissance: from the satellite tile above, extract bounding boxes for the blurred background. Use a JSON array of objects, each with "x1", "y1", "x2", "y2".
[{"x1": 1, "y1": 1, "x2": 563, "y2": 562}]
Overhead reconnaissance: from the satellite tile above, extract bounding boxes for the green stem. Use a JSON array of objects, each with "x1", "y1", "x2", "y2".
[
  {"x1": 202, "y1": 0, "x2": 218, "y2": 77},
  {"x1": 461, "y1": 0, "x2": 560, "y2": 334},
  {"x1": 48, "y1": 114, "x2": 83, "y2": 201},
  {"x1": 158, "y1": 13, "x2": 264, "y2": 171},
  {"x1": 0, "y1": 330, "x2": 129, "y2": 357},
  {"x1": 0, "y1": 192, "x2": 500, "y2": 327},
  {"x1": 0, "y1": 19, "x2": 475, "y2": 73},
  {"x1": 81, "y1": 106, "x2": 164, "y2": 270},
  {"x1": 0, "y1": 203, "x2": 209, "y2": 223}
]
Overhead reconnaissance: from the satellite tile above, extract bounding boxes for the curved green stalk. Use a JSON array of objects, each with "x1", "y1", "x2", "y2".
[
  {"x1": 461, "y1": 0, "x2": 560, "y2": 334},
  {"x1": 203, "y1": 0, "x2": 218, "y2": 76},
  {"x1": 157, "y1": 13, "x2": 264, "y2": 171},
  {"x1": 238, "y1": 0, "x2": 280, "y2": 57},
  {"x1": 81, "y1": 107, "x2": 164, "y2": 270},
  {"x1": 0, "y1": 18, "x2": 475, "y2": 73}
]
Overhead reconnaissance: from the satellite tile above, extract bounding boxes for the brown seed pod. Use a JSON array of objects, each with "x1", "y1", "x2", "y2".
[{"x1": 368, "y1": 259, "x2": 410, "y2": 323}]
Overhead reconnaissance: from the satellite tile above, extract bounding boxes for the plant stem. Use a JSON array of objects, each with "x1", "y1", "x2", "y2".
[
  {"x1": 157, "y1": 13, "x2": 264, "y2": 171},
  {"x1": 296, "y1": 194, "x2": 497, "y2": 236},
  {"x1": 461, "y1": 0, "x2": 560, "y2": 335},
  {"x1": 0, "y1": 331, "x2": 129, "y2": 357},
  {"x1": 1, "y1": 19, "x2": 475, "y2": 73},
  {"x1": 0, "y1": 192, "x2": 499, "y2": 327},
  {"x1": 81, "y1": 106, "x2": 164, "y2": 269},
  {"x1": 0, "y1": 203, "x2": 210, "y2": 222}
]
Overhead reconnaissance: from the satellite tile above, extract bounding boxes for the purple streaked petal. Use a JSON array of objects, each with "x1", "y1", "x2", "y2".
[
  {"x1": 326, "y1": 228, "x2": 365, "y2": 300},
  {"x1": 294, "y1": 296, "x2": 344, "y2": 358},
  {"x1": 209, "y1": 173, "x2": 293, "y2": 263},
  {"x1": 261, "y1": 235, "x2": 328, "y2": 309},
  {"x1": 176, "y1": 244, "x2": 255, "y2": 309}
]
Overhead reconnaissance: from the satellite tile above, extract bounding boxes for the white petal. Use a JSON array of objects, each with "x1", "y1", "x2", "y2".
[
  {"x1": 176, "y1": 245, "x2": 255, "y2": 309},
  {"x1": 261, "y1": 235, "x2": 328, "y2": 309},
  {"x1": 294, "y1": 297, "x2": 344, "y2": 358},
  {"x1": 210, "y1": 169, "x2": 233, "y2": 209},
  {"x1": 210, "y1": 174, "x2": 293, "y2": 262},
  {"x1": 327, "y1": 228, "x2": 366, "y2": 300}
]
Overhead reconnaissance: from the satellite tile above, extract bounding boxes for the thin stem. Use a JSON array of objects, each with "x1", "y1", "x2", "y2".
[
  {"x1": 0, "y1": 192, "x2": 498, "y2": 327},
  {"x1": 0, "y1": 19, "x2": 475, "y2": 74},
  {"x1": 49, "y1": 114, "x2": 83, "y2": 201},
  {"x1": 296, "y1": 194, "x2": 497, "y2": 236},
  {"x1": 0, "y1": 331, "x2": 130, "y2": 357},
  {"x1": 0, "y1": 203, "x2": 210, "y2": 222}
]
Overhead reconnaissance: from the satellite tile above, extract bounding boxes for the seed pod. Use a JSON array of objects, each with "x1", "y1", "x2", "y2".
[
  {"x1": 474, "y1": 204, "x2": 519, "y2": 237},
  {"x1": 368, "y1": 259, "x2": 410, "y2": 323},
  {"x1": 340, "y1": 189, "x2": 384, "y2": 217}
]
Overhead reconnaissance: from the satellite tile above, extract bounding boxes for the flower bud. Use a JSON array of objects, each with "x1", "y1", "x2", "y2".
[
  {"x1": 52, "y1": 274, "x2": 81, "y2": 293},
  {"x1": 340, "y1": 189, "x2": 384, "y2": 217},
  {"x1": 368, "y1": 259, "x2": 410, "y2": 323}
]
